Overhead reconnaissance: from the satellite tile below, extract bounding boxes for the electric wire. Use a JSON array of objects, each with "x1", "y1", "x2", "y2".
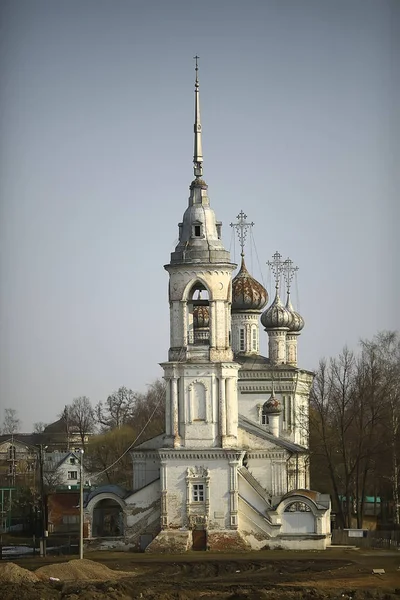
[
  {"x1": 91, "y1": 335, "x2": 188, "y2": 478},
  {"x1": 249, "y1": 229, "x2": 267, "y2": 288}
]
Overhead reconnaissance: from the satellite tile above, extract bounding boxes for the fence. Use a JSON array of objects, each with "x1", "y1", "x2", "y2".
[
  {"x1": 0, "y1": 535, "x2": 79, "y2": 559},
  {"x1": 332, "y1": 528, "x2": 400, "y2": 549}
]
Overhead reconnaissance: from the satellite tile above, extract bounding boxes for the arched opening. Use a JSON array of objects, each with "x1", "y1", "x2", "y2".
[
  {"x1": 281, "y1": 500, "x2": 315, "y2": 534},
  {"x1": 92, "y1": 498, "x2": 124, "y2": 537},
  {"x1": 187, "y1": 283, "x2": 210, "y2": 345}
]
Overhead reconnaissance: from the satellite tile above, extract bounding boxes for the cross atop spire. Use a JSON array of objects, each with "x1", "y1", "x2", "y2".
[
  {"x1": 267, "y1": 251, "x2": 285, "y2": 290},
  {"x1": 193, "y1": 56, "x2": 203, "y2": 178},
  {"x1": 283, "y1": 258, "x2": 299, "y2": 295},
  {"x1": 230, "y1": 210, "x2": 254, "y2": 257}
]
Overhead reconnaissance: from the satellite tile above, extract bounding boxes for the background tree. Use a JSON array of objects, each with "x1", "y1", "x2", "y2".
[
  {"x1": 310, "y1": 331, "x2": 399, "y2": 528},
  {"x1": 87, "y1": 379, "x2": 166, "y2": 486},
  {"x1": 86, "y1": 425, "x2": 136, "y2": 487},
  {"x1": 95, "y1": 386, "x2": 137, "y2": 430},
  {"x1": 2, "y1": 408, "x2": 21, "y2": 435},
  {"x1": 68, "y1": 396, "x2": 95, "y2": 447},
  {"x1": 128, "y1": 379, "x2": 166, "y2": 444},
  {"x1": 33, "y1": 421, "x2": 47, "y2": 434}
]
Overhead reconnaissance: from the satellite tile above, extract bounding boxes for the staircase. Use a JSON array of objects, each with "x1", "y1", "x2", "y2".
[{"x1": 238, "y1": 467, "x2": 272, "y2": 506}]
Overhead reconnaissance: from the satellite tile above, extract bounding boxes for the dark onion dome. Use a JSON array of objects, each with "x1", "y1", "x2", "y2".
[
  {"x1": 232, "y1": 257, "x2": 268, "y2": 312},
  {"x1": 286, "y1": 295, "x2": 305, "y2": 333},
  {"x1": 262, "y1": 392, "x2": 282, "y2": 414},
  {"x1": 193, "y1": 304, "x2": 210, "y2": 328},
  {"x1": 261, "y1": 288, "x2": 292, "y2": 329}
]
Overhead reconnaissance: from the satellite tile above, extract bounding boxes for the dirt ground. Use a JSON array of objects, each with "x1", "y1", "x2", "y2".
[{"x1": 2, "y1": 547, "x2": 400, "y2": 600}]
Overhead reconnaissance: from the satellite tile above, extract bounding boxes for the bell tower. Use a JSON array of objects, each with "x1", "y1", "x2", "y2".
[{"x1": 161, "y1": 58, "x2": 240, "y2": 449}]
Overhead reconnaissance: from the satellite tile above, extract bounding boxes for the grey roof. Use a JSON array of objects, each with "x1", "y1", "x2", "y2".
[
  {"x1": 0, "y1": 434, "x2": 42, "y2": 448},
  {"x1": 236, "y1": 354, "x2": 314, "y2": 377},
  {"x1": 43, "y1": 451, "x2": 80, "y2": 470},
  {"x1": 86, "y1": 484, "x2": 129, "y2": 504},
  {"x1": 239, "y1": 414, "x2": 306, "y2": 453},
  {"x1": 236, "y1": 354, "x2": 272, "y2": 370}
]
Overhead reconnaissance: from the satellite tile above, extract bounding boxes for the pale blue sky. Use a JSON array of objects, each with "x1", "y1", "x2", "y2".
[{"x1": 0, "y1": 0, "x2": 399, "y2": 431}]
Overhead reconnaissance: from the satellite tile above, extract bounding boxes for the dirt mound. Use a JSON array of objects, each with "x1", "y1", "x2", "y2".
[
  {"x1": 35, "y1": 558, "x2": 133, "y2": 582},
  {"x1": 0, "y1": 562, "x2": 39, "y2": 583}
]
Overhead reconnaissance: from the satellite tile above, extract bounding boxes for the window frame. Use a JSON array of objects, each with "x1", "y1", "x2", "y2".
[
  {"x1": 252, "y1": 327, "x2": 257, "y2": 351},
  {"x1": 192, "y1": 483, "x2": 205, "y2": 503},
  {"x1": 239, "y1": 328, "x2": 245, "y2": 352}
]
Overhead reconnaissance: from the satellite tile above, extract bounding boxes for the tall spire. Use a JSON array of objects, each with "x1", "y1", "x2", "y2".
[{"x1": 193, "y1": 55, "x2": 203, "y2": 178}]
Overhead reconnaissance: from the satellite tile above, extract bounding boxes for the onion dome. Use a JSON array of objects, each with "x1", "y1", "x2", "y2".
[
  {"x1": 261, "y1": 288, "x2": 292, "y2": 329},
  {"x1": 232, "y1": 257, "x2": 268, "y2": 312},
  {"x1": 286, "y1": 294, "x2": 305, "y2": 333},
  {"x1": 193, "y1": 304, "x2": 209, "y2": 329},
  {"x1": 262, "y1": 392, "x2": 282, "y2": 415}
]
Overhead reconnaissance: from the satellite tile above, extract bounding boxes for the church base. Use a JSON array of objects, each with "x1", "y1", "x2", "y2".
[
  {"x1": 144, "y1": 529, "x2": 250, "y2": 553},
  {"x1": 145, "y1": 529, "x2": 191, "y2": 554},
  {"x1": 207, "y1": 530, "x2": 251, "y2": 552}
]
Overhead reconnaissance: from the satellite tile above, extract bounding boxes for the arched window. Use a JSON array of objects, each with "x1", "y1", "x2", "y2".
[
  {"x1": 8, "y1": 446, "x2": 16, "y2": 460},
  {"x1": 187, "y1": 284, "x2": 210, "y2": 345},
  {"x1": 284, "y1": 501, "x2": 311, "y2": 513}
]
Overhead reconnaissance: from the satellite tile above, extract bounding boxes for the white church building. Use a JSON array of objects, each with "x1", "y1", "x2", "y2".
[{"x1": 84, "y1": 62, "x2": 331, "y2": 552}]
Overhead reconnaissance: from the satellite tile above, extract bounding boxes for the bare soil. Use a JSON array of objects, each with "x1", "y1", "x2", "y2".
[{"x1": 2, "y1": 547, "x2": 400, "y2": 600}]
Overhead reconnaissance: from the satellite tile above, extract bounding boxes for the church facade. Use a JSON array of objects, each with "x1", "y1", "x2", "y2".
[{"x1": 84, "y1": 63, "x2": 331, "y2": 552}]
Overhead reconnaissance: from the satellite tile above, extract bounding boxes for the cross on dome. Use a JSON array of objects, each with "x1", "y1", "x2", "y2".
[{"x1": 230, "y1": 210, "x2": 254, "y2": 257}]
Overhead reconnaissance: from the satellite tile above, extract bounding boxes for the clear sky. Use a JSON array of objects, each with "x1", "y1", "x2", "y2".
[{"x1": 0, "y1": 0, "x2": 399, "y2": 431}]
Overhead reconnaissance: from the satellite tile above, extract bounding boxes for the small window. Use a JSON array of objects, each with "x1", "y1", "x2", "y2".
[
  {"x1": 261, "y1": 414, "x2": 269, "y2": 426},
  {"x1": 252, "y1": 328, "x2": 257, "y2": 351},
  {"x1": 68, "y1": 471, "x2": 78, "y2": 480},
  {"x1": 239, "y1": 329, "x2": 245, "y2": 352},
  {"x1": 8, "y1": 446, "x2": 16, "y2": 460},
  {"x1": 69, "y1": 457, "x2": 76, "y2": 464},
  {"x1": 192, "y1": 483, "x2": 205, "y2": 502},
  {"x1": 194, "y1": 225, "x2": 201, "y2": 237}
]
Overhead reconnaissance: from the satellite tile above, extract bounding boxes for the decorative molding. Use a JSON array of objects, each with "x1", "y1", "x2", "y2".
[
  {"x1": 187, "y1": 465, "x2": 209, "y2": 478},
  {"x1": 159, "y1": 450, "x2": 243, "y2": 461},
  {"x1": 239, "y1": 384, "x2": 295, "y2": 393},
  {"x1": 247, "y1": 451, "x2": 287, "y2": 459}
]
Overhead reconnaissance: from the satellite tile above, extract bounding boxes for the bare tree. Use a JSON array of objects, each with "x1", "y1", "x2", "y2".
[
  {"x1": 43, "y1": 465, "x2": 65, "y2": 491},
  {"x1": 310, "y1": 334, "x2": 399, "y2": 528},
  {"x1": 33, "y1": 421, "x2": 47, "y2": 434},
  {"x1": 2, "y1": 408, "x2": 21, "y2": 435},
  {"x1": 96, "y1": 386, "x2": 137, "y2": 430},
  {"x1": 68, "y1": 397, "x2": 95, "y2": 448},
  {"x1": 361, "y1": 331, "x2": 400, "y2": 524}
]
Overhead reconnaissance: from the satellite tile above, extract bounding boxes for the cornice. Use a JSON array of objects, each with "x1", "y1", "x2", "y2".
[
  {"x1": 247, "y1": 451, "x2": 287, "y2": 459},
  {"x1": 239, "y1": 383, "x2": 296, "y2": 393},
  {"x1": 158, "y1": 449, "x2": 243, "y2": 461}
]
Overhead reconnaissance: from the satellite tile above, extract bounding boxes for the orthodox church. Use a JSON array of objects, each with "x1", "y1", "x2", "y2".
[{"x1": 84, "y1": 63, "x2": 331, "y2": 552}]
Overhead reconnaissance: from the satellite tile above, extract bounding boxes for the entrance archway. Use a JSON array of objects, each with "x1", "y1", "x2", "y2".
[{"x1": 92, "y1": 498, "x2": 124, "y2": 537}]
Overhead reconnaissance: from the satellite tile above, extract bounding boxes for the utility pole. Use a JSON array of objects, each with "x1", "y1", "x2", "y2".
[
  {"x1": 78, "y1": 448, "x2": 84, "y2": 559},
  {"x1": 38, "y1": 445, "x2": 47, "y2": 557}
]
